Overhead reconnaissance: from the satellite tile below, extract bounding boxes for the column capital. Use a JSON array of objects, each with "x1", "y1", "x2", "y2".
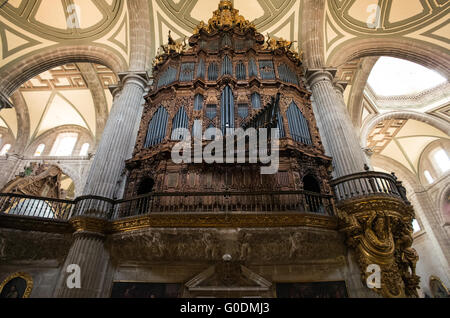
[
  {"x1": 108, "y1": 84, "x2": 122, "y2": 99},
  {"x1": 333, "y1": 81, "x2": 348, "y2": 95},
  {"x1": 306, "y1": 68, "x2": 337, "y2": 88},
  {"x1": 118, "y1": 71, "x2": 149, "y2": 90},
  {"x1": 70, "y1": 216, "x2": 109, "y2": 235}
]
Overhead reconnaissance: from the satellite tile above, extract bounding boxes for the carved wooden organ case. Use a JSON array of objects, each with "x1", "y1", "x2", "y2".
[{"x1": 124, "y1": 1, "x2": 335, "y2": 211}]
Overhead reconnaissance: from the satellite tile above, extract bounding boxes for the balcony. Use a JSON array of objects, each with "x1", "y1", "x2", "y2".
[{"x1": 330, "y1": 171, "x2": 410, "y2": 205}]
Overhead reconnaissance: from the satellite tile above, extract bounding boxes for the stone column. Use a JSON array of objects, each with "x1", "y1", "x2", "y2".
[
  {"x1": 77, "y1": 72, "x2": 147, "y2": 215},
  {"x1": 54, "y1": 218, "x2": 111, "y2": 297},
  {"x1": 54, "y1": 72, "x2": 147, "y2": 297},
  {"x1": 307, "y1": 69, "x2": 369, "y2": 178}
]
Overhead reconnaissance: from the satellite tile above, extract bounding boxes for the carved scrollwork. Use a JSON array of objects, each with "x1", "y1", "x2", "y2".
[{"x1": 337, "y1": 196, "x2": 420, "y2": 298}]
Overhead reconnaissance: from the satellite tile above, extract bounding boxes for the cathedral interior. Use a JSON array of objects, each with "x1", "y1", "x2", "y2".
[{"x1": 0, "y1": 0, "x2": 449, "y2": 298}]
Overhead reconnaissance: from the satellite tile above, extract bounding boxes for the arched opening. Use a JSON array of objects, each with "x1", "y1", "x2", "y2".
[
  {"x1": 136, "y1": 177, "x2": 155, "y2": 215},
  {"x1": 303, "y1": 174, "x2": 323, "y2": 214},
  {"x1": 303, "y1": 174, "x2": 321, "y2": 193},
  {"x1": 137, "y1": 177, "x2": 155, "y2": 196}
]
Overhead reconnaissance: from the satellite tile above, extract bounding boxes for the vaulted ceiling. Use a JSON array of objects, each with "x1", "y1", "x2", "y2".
[{"x1": 0, "y1": 0, "x2": 448, "y2": 182}]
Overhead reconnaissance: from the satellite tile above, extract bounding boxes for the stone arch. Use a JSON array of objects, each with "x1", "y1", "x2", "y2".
[
  {"x1": 360, "y1": 111, "x2": 450, "y2": 148},
  {"x1": 327, "y1": 38, "x2": 450, "y2": 78},
  {"x1": 371, "y1": 153, "x2": 423, "y2": 194},
  {"x1": 54, "y1": 163, "x2": 85, "y2": 198},
  {"x1": 437, "y1": 184, "x2": 450, "y2": 225},
  {"x1": 417, "y1": 139, "x2": 450, "y2": 186},
  {"x1": 0, "y1": 45, "x2": 126, "y2": 98},
  {"x1": 24, "y1": 125, "x2": 95, "y2": 157}
]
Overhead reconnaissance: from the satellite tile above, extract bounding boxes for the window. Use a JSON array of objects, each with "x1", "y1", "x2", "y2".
[
  {"x1": 34, "y1": 144, "x2": 45, "y2": 156},
  {"x1": 0, "y1": 143, "x2": 11, "y2": 156},
  {"x1": 432, "y1": 148, "x2": 450, "y2": 173},
  {"x1": 50, "y1": 133, "x2": 78, "y2": 156},
  {"x1": 145, "y1": 106, "x2": 169, "y2": 148},
  {"x1": 412, "y1": 219, "x2": 421, "y2": 233},
  {"x1": 424, "y1": 170, "x2": 434, "y2": 184},
  {"x1": 79, "y1": 143, "x2": 90, "y2": 156}
]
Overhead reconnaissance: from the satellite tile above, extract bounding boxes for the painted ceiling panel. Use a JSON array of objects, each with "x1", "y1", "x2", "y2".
[
  {"x1": 396, "y1": 136, "x2": 439, "y2": 170},
  {"x1": 396, "y1": 119, "x2": 448, "y2": 138},
  {"x1": 233, "y1": 0, "x2": 265, "y2": 21},
  {"x1": 380, "y1": 139, "x2": 414, "y2": 173},
  {"x1": 72, "y1": 0, "x2": 104, "y2": 29},
  {"x1": 388, "y1": 0, "x2": 425, "y2": 24},
  {"x1": 59, "y1": 90, "x2": 97, "y2": 136},
  {"x1": 0, "y1": 108, "x2": 18, "y2": 138},
  {"x1": 347, "y1": 0, "x2": 379, "y2": 24},
  {"x1": 0, "y1": 116, "x2": 7, "y2": 128},
  {"x1": 34, "y1": 0, "x2": 68, "y2": 30},
  {"x1": 21, "y1": 90, "x2": 52, "y2": 138},
  {"x1": 8, "y1": 0, "x2": 22, "y2": 9},
  {"x1": 36, "y1": 94, "x2": 88, "y2": 137}
]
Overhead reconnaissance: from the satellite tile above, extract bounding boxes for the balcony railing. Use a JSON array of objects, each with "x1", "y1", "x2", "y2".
[
  {"x1": 0, "y1": 193, "x2": 74, "y2": 220},
  {"x1": 0, "y1": 190, "x2": 335, "y2": 221},
  {"x1": 330, "y1": 171, "x2": 410, "y2": 204},
  {"x1": 112, "y1": 190, "x2": 335, "y2": 219}
]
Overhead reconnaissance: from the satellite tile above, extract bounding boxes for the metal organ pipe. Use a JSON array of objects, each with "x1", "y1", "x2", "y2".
[
  {"x1": 197, "y1": 58, "x2": 205, "y2": 79},
  {"x1": 221, "y1": 85, "x2": 235, "y2": 134},
  {"x1": 145, "y1": 106, "x2": 169, "y2": 147},
  {"x1": 208, "y1": 63, "x2": 218, "y2": 81},
  {"x1": 171, "y1": 107, "x2": 189, "y2": 140},
  {"x1": 287, "y1": 102, "x2": 312, "y2": 145}
]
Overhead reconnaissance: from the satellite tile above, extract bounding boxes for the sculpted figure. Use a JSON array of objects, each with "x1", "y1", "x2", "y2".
[
  {"x1": 363, "y1": 211, "x2": 394, "y2": 252},
  {"x1": 203, "y1": 233, "x2": 217, "y2": 260},
  {"x1": 289, "y1": 232, "x2": 302, "y2": 259},
  {"x1": 239, "y1": 233, "x2": 251, "y2": 261}
]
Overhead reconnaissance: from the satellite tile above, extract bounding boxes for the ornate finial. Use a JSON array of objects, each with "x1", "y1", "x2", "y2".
[
  {"x1": 193, "y1": 0, "x2": 255, "y2": 34},
  {"x1": 152, "y1": 30, "x2": 187, "y2": 70},
  {"x1": 264, "y1": 33, "x2": 302, "y2": 66}
]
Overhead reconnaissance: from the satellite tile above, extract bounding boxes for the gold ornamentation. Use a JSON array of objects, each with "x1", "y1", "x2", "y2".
[
  {"x1": 337, "y1": 196, "x2": 420, "y2": 298},
  {"x1": 264, "y1": 34, "x2": 302, "y2": 66},
  {"x1": 0, "y1": 272, "x2": 33, "y2": 298},
  {"x1": 193, "y1": 0, "x2": 255, "y2": 35},
  {"x1": 70, "y1": 216, "x2": 108, "y2": 234},
  {"x1": 110, "y1": 213, "x2": 338, "y2": 233},
  {"x1": 152, "y1": 31, "x2": 187, "y2": 70}
]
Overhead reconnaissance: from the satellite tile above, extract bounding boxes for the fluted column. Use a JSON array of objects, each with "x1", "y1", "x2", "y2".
[
  {"x1": 307, "y1": 69, "x2": 369, "y2": 178},
  {"x1": 54, "y1": 219, "x2": 111, "y2": 297},
  {"x1": 78, "y1": 72, "x2": 147, "y2": 215}
]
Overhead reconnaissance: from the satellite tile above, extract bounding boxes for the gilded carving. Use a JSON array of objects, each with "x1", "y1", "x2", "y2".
[{"x1": 337, "y1": 196, "x2": 420, "y2": 298}]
